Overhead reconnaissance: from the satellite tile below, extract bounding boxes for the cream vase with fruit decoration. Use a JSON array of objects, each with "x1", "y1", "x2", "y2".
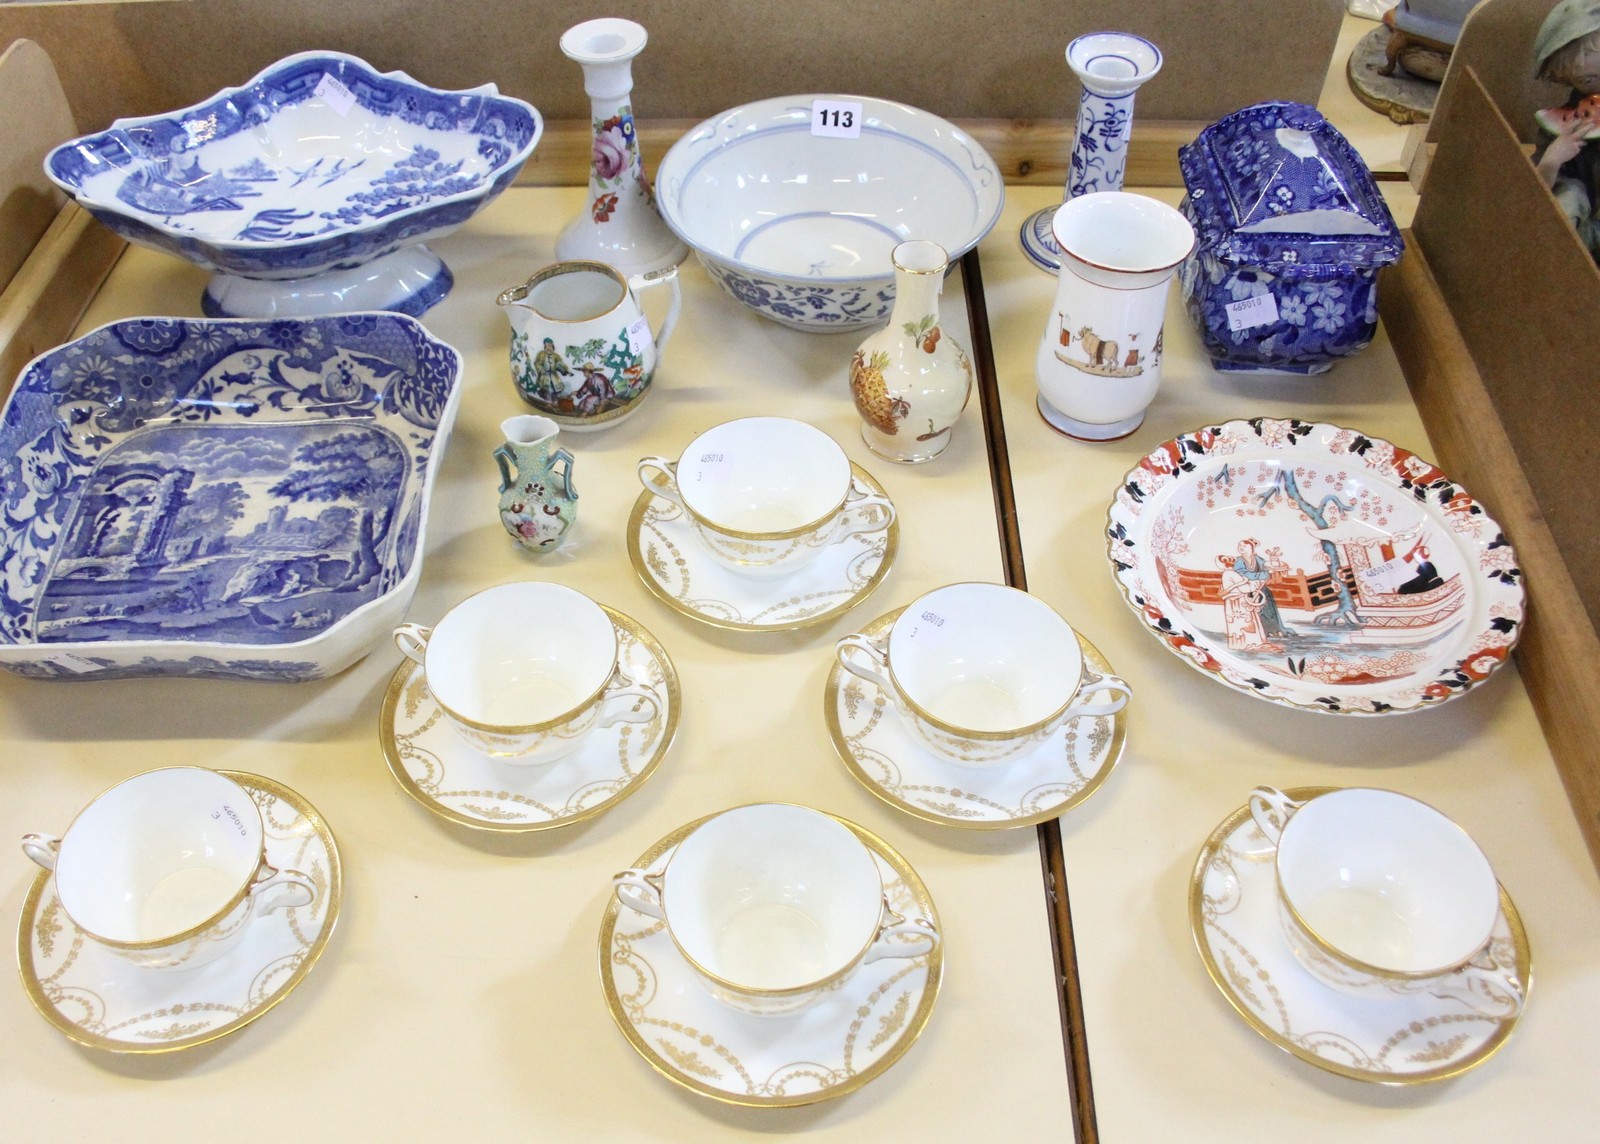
[{"x1": 848, "y1": 240, "x2": 973, "y2": 464}]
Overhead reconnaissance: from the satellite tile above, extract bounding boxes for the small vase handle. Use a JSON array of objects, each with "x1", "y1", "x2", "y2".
[
  {"x1": 492, "y1": 444, "x2": 519, "y2": 495},
  {"x1": 547, "y1": 447, "x2": 579, "y2": 501}
]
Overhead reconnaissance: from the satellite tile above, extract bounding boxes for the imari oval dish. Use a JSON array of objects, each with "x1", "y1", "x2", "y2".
[
  {"x1": 1106, "y1": 418, "x2": 1523, "y2": 714},
  {"x1": 1191, "y1": 787, "x2": 1528, "y2": 1084},
  {"x1": 18, "y1": 771, "x2": 342, "y2": 1053},
  {"x1": 600, "y1": 809, "x2": 941, "y2": 1106},
  {"x1": 45, "y1": 51, "x2": 542, "y2": 317},
  {"x1": 0, "y1": 314, "x2": 462, "y2": 680}
]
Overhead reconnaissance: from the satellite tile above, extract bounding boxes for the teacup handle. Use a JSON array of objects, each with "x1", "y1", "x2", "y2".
[
  {"x1": 1247, "y1": 786, "x2": 1305, "y2": 848},
  {"x1": 612, "y1": 868, "x2": 667, "y2": 920},
  {"x1": 836, "y1": 633, "x2": 894, "y2": 696},
  {"x1": 1414, "y1": 960, "x2": 1523, "y2": 1017},
  {"x1": 628, "y1": 266, "x2": 682, "y2": 361},
  {"x1": 21, "y1": 833, "x2": 60, "y2": 871},
  {"x1": 637, "y1": 456, "x2": 687, "y2": 512},
  {"x1": 1062, "y1": 676, "x2": 1132, "y2": 720},
  {"x1": 393, "y1": 622, "x2": 433, "y2": 666},
  {"x1": 860, "y1": 900, "x2": 940, "y2": 964},
  {"x1": 595, "y1": 668, "x2": 662, "y2": 728},
  {"x1": 249, "y1": 860, "x2": 318, "y2": 914},
  {"x1": 1423, "y1": 956, "x2": 1525, "y2": 1019},
  {"x1": 817, "y1": 476, "x2": 896, "y2": 547}
]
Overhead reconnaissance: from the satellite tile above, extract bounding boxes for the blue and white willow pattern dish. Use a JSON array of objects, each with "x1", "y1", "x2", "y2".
[
  {"x1": 1177, "y1": 101, "x2": 1403, "y2": 375},
  {"x1": 46, "y1": 52, "x2": 542, "y2": 319},
  {"x1": 0, "y1": 315, "x2": 462, "y2": 681},
  {"x1": 655, "y1": 95, "x2": 1004, "y2": 331}
]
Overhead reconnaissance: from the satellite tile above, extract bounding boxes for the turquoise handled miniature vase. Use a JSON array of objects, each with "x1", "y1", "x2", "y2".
[{"x1": 495, "y1": 415, "x2": 578, "y2": 551}]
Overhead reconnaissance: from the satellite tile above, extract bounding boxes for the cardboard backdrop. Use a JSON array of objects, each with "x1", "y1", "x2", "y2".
[{"x1": 0, "y1": 0, "x2": 1344, "y2": 133}]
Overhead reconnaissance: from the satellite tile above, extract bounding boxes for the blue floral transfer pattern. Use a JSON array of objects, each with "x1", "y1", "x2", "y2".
[
  {"x1": 0, "y1": 315, "x2": 462, "y2": 681},
  {"x1": 1068, "y1": 91, "x2": 1134, "y2": 198},
  {"x1": 47, "y1": 52, "x2": 542, "y2": 280},
  {"x1": 1177, "y1": 102, "x2": 1403, "y2": 375},
  {"x1": 700, "y1": 260, "x2": 896, "y2": 330}
]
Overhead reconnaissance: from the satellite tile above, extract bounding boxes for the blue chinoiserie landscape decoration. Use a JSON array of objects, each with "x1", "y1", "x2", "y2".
[
  {"x1": 1177, "y1": 101, "x2": 1404, "y2": 375},
  {"x1": 0, "y1": 315, "x2": 462, "y2": 681},
  {"x1": 45, "y1": 51, "x2": 542, "y2": 320}
]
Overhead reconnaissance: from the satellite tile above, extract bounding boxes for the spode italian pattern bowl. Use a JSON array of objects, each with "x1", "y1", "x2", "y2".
[
  {"x1": 46, "y1": 51, "x2": 542, "y2": 319},
  {"x1": 1105, "y1": 418, "x2": 1523, "y2": 714},
  {"x1": 654, "y1": 94, "x2": 1004, "y2": 331},
  {"x1": 0, "y1": 314, "x2": 462, "y2": 681}
]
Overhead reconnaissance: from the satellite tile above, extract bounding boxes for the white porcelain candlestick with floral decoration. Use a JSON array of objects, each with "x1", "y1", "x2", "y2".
[
  {"x1": 557, "y1": 18, "x2": 687, "y2": 277},
  {"x1": 849, "y1": 241, "x2": 973, "y2": 463}
]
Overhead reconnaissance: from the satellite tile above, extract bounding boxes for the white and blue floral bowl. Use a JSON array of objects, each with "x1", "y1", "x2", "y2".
[
  {"x1": 655, "y1": 95, "x2": 1004, "y2": 332},
  {"x1": 1176, "y1": 102, "x2": 1403, "y2": 375},
  {"x1": 46, "y1": 52, "x2": 542, "y2": 319},
  {"x1": 0, "y1": 314, "x2": 462, "y2": 681}
]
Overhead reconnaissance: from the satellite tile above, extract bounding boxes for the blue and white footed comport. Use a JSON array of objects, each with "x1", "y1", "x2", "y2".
[{"x1": 46, "y1": 52, "x2": 542, "y2": 319}]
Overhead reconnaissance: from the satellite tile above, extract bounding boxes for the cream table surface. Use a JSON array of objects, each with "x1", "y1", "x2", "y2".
[
  {"x1": 0, "y1": 188, "x2": 1075, "y2": 1139},
  {"x1": 986, "y1": 185, "x2": 1600, "y2": 1140}
]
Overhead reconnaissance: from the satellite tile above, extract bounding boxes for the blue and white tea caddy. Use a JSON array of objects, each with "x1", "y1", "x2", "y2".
[{"x1": 1177, "y1": 102, "x2": 1404, "y2": 375}]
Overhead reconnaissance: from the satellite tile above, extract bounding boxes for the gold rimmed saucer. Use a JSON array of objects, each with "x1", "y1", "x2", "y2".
[
  {"x1": 599, "y1": 809, "x2": 942, "y2": 1107},
  {"x1": 379, "y1": 606, "x2": 679, "y2": 833},
  {"x1": 826, "y1": 608, "x2": 1128, "y2": 829},
  {"x1": 17, "y1": 771, "x2": 341, "y2": 1053},
  {"x1": 1190, "y1": 786, "x2": 1531, "y2": 1084},
  {"x1": 626, "y1": 462, "x2": 898, "y2": 633}
]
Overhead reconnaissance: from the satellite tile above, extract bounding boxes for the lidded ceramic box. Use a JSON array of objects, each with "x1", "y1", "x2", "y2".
[{"x1": 1177, "y1": 101, "x2": 1403, "y2": 375}]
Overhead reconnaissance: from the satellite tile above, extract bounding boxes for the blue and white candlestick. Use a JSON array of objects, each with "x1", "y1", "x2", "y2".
[{"x1": 1020, "y1": 32, "x2": 1164, "y2": 274}]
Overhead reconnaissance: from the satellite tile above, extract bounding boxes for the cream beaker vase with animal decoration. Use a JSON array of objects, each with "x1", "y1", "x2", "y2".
[
  {"x1": 849, "y1": 241, "x2": 973, "y2": 464},
  {"x1": 1034, "y1": 193, "x2": 1193, "y2": 441}
]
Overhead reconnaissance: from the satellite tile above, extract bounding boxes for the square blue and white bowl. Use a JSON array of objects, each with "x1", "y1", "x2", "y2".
[{"x1": 0, "y1": 313, "x2": 462, "y2": 680}]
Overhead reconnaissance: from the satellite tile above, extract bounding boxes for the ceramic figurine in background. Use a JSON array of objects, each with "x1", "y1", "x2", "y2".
[
  {"x1": 1534, "y1": 0, "x2": 1600, "y2": 263},
  {"x1": 1378, "y1": 0, "x2": 1478, "y2": 84},
  {"x1": 557, "y1": 18, "x2": 687, "y2": 277},
  {"x1": 499, "y1": 260, "x2": 681, "y2": 430},
  {"x1": 1176, "y1": 102, "x2": 1404, "y2": 375},
  {"x1": 849, "y1": 241, "x2": 973, "y2": 463},
  {"x1": 1034, "y1": 192, "x2": 1193, "y2": 440},
  {"x1": 495, "y1": 415, "x2": 577, "y2": 552},
  {"x1": 1019, "y1": 32, "x2": 1163, "y2": 273}
]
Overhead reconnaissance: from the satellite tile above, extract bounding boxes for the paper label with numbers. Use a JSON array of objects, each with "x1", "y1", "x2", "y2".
[
  {"x1": 811, "y1": 100, "x2": 864, "y2": 139},
  {"x1": 46, "y1": 654, "x2": 105, "y2": 675},
  {"x1": 314, "y1": 73, "x2": 358, "y2": 117},
  {"x1": 1225, "y1": 293, "x2": 1279, "y2": 332},
  {"x1": 1358, "y1": 556, "x2": 1410, "y2": 594},
  {"x1": 627, "y1": 315, "x2": 653, "y2": 355},
  {"x1": 694, "y1": 453, "x2": 733, "y2": 483},
  {"x1": 904, "y1": 609, "x2": 953, "y2": 650}
]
